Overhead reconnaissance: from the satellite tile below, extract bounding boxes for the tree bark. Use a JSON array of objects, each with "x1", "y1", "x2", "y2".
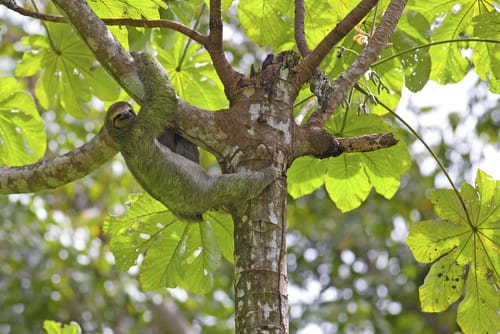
[{"x1": 218, "y1": 54, "x2": 301, "y2": 334}]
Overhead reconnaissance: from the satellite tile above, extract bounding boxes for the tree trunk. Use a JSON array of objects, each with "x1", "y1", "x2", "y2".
[
  {"x1": 233, "y1": 176, "x2": 289, "y2": 333},
  {"x1": 219, "y1": 53, "x2": 301, "y2": 333}
]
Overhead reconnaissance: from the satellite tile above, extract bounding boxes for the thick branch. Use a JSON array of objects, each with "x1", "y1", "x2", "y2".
[
  {"x1": 1, "y1": 0, "x2": 208, "y2": 46},
  {"x1": 0, "y1": 130, "x2": 117, "y2": 194},
  {"x1": 294, "y1": 0, "x2": 378, "y2": 86},
  {"x1": 294, "y1": 0, "x2": 310, "y2": 56},
  {"x1": 206, "y1": 0, "x2": 245, "y2": 99},
  {"x1": 307, "y1": 0, "x2": 408, "y2": 128},
  {"x1": 51, "y1": 0, "x2": 144, "y2": 102},
  {"x1": 0, "y1": 0, "x2": 217, "y2": 195},
  {"x1": 294, "y1": 126, "x2": 398, "y2": 159}
]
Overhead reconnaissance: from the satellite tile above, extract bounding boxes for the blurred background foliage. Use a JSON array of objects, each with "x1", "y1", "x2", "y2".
[{"x1": 0, "y1": 0, "x2": 498, "y2": 333}]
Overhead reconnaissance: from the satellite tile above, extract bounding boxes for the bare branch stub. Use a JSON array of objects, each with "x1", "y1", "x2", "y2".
[{"x1": 294, "y1": 126, "x2": 398, "y2": 159}]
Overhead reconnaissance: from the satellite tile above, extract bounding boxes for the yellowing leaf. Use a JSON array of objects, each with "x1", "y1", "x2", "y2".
[
  {"x1": 419, "y1": 253, "x2": 465, "y2": 312},
  {"x1": 407, "y1": 220, "x2": 468, "y2": 263}
]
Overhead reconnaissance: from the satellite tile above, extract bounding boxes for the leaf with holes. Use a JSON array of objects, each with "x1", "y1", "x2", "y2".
[
  {"x1": 407, "y1": 169, "x2": 500, "y2": 334},
  {"x1": 104, "y1": 192, "x2": 232, "y2": 294}
]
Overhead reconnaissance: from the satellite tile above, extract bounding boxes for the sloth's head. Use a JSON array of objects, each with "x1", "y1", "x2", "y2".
[{"x1": 104, "y1": 101, "x2": 136, "y2": 147}]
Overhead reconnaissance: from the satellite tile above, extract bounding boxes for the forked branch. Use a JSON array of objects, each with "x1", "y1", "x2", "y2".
[
  {"x1": 294, "y1": 0, "x2": 379, "y2": 86},
  {"x1": 306, "y1": 0, "x2": 408, "y2": 128}
]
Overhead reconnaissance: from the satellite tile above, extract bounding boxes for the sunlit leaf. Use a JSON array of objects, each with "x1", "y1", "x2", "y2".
[
  {"x1": 325, "y1": 154, "x2": 371, "y2": 212},
  {"x1": 407, "y1": 0, "x2": 497, "y2": 85},
  {"x1": 392, "y1": 10, "x2": 431, "y2": 92},
  {"x1": 472, "y1": 11, "x2": 500, "y2": 94},
  {"x1": 16, "y1": 24, "x2": 120, "y2": 116},
  {"x1": 418, "y1": 252, "x2": 465, "y2": 312},
  {"x1": 207, "y1": 211, "x2": 235, "y2": 263},
  {"x1": 289, "y1": 114, "x2": 410, "y2": 212}
]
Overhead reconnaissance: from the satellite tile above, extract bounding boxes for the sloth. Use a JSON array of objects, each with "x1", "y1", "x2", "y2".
[{"x1": 104, "y1": 53, "x2": 277, "y2": 221}]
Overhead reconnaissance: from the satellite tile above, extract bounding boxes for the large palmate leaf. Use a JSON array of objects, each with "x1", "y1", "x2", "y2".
[
  {"x1": 15, "y1": 23, "x2": 120, "y2": 117},
  {"x1": 407, "y1": 170, "x2": 500, "y2": 334},
  {"x1": 104, "y1": 193, "x2": 233, "y2": 294}
]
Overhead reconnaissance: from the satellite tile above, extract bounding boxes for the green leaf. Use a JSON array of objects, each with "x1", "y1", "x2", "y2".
[
  {"x1": 407, "y1": 220, "x2": 468, "y2": 264},
  {"x1": 88, "y1": 0, "x2": 166, "y2": 48},
  {"x1": 207, "y1": 211, "x2": 235, "y2": 263},
  {"x1": 179, "y1": 222, "x2": 221, "y2": 294},
  {"x1": 325, "y1": 154, "x2": 371, "y2": 212},
  {"x1": 300, "y1": 1, "x2": 338, "y2": 50},
  {"x1": 408, "y1": 0, "x2": 497, "y2": 85},
  {"x1": 457, "y1": 254, "x2": 500, "y2": 334},
  {"x1": 0, "y1": 77, "x2": 46, "y2": 166},
  {"x1": 430, "y1": 189, "x2": 469, "y2": 227},
  {"x1": 16, "y1": 24, "x2": 120, "y2": 116},
  {"x1": 472, "y1": 11, "x2": 500, "y2": 94},
  {"x1": 407, "y1": 169, "x2": 500, "y2": 333},
  {"x1": 90, "y1": 0, "x2": 165, "y2": 19},
  {"x1": 104, "y1": 193, "x2": 173, "y2": 271},
  {"x1": 326, "y1": 114, "x2": 410, "y2": 211},
  {"x1": 238, "y1": 0, "x2": 293, "y2": 49},
  {"x1": 139, "y1": 221, "x2": 186, "y2": 290},
  {"x1": 368, "y1": 52, "x2": 404, "y2": 115}
]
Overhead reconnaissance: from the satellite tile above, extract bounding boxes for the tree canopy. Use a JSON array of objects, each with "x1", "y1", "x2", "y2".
[{"x1": 0, "y1": 0, "x2": 498, "y2": 333}]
